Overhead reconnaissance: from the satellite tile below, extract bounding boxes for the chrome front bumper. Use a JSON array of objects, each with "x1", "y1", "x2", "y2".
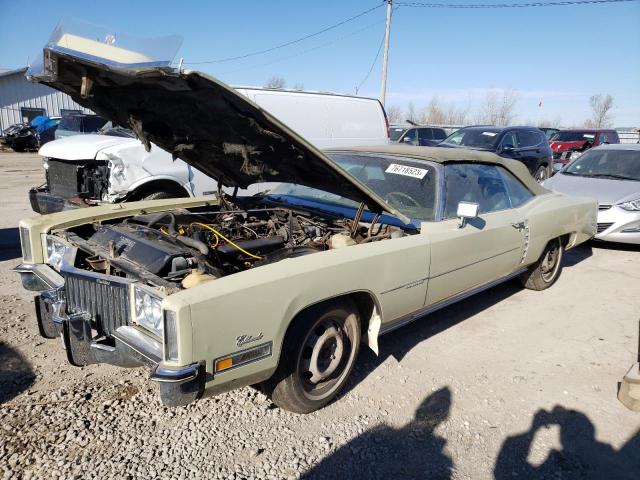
[{"x1": 14, "y1": 263, "x2": 204, "y2": 406}]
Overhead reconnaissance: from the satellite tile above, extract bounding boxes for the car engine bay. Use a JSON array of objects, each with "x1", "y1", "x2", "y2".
[{"x1": 59, "y1": 197, "x2": 411, "y2": 293}]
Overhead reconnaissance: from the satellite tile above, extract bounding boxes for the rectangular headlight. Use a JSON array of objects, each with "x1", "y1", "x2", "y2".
[
  {"x1": 45, "y1": 235, "x2": 69, "y2": 271},
  {"x1": 134, "y1": 286, "x2": 163, "y2": 336},
  {"x1": 164, "y1": 310, "x2": 178, "y2": 361},
  {"x1": 19, "y1": 226, "x2": 32, "y2": 262}
]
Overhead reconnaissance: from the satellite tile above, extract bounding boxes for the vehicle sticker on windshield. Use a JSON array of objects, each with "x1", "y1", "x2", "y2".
[
  {"x1": 482, "y1": 132, "x2": 497, "y2": 136},
  {"x1": 385, "y1": 164, "x2": 429, "y2": 179}
]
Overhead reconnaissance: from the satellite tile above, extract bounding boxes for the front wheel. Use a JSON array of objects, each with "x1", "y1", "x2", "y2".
[
  {"x1": 520, "y1": 238, "x2": 563, "y2": 290},
  {"x1": 264, "y1": 299, "x2": 361, "y2": 413},
  {"x1": 142, "y1": 191, "x2": 175, "y2": 200}
]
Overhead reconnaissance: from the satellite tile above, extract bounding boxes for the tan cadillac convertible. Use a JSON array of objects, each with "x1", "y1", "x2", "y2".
[{"x1": 15, "y1": 35, "x2": 597, "y2": 413}]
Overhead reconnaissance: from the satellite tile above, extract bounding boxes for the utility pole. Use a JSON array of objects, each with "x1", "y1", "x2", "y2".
[{"x1": 379, "y1": 0, "x2": 393, "y2": 107}]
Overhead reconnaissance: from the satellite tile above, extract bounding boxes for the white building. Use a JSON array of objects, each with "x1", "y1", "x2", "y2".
[{"x1": 0, "y1": 67, "x2": 93, "y2": 131}]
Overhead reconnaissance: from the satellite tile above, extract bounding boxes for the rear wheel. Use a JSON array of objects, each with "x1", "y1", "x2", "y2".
[
  {"x1": 520, "y1": 238, "x2": 563, "y2": 290},
  {"x1": 263, "y1": 299, "x2": 361, "y2": 413},
  {"x1": 534, "y1": 166, "x2": 549, "y2": 183}
]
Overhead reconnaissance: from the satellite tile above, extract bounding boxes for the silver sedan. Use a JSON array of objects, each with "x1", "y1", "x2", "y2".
[{"x1": 544, "y1": 143, "x2": 640, "y2": 244}]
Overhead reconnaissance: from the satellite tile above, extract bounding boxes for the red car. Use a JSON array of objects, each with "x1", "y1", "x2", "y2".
[{"x1": 550, "y1": 129, "x2": 619, "y2": 167}]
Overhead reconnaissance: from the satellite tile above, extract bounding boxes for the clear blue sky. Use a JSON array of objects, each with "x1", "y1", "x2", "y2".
[{"x1": 1, "y1": 0, "x2": 638, "y2": 126}]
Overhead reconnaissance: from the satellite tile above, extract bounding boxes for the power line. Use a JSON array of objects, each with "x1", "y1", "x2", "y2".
[
  {"x1": 396, "y1": 0, "x2": 638, "y2": 8},
  {"x1": 184, "y1": 3, "x2": 384, "y2": 65},
  {"x1": 356, "y1": 30, "x2": 386, "y2": 94},
  {"x1": 215, "y1": 20, "x2": 385, "y2": 76}
]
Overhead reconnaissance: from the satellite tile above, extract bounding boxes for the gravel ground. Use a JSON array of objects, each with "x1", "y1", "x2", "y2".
[{"x1": 1, "y1": 151, "x2": 639, "y2": 480}]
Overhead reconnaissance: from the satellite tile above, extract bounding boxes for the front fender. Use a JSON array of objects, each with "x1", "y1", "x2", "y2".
[{"x1": 174, "y1": 232, "x2": 431, "y2": 389}]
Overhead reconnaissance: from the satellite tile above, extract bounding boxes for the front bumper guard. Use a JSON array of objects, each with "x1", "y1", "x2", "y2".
[
  {"x1": 15, "y1": 263, "x2": 204, "y2": 406},
  {"x1": 619, "y1": 363, "x2": 640, "y2": 411}
]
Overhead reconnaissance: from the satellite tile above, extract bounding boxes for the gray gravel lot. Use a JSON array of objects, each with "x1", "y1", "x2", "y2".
[{"x1": 0, "y1": 151, "x2": 639, "y2": 479}]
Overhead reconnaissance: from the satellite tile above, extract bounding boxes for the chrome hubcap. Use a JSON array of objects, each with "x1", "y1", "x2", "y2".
[
  {"x1": 304, "y1": 325, "x2": 344, "y2": 383},
  {"x1": 540, "y1": 242, "x2": 561, "y2": 282},
  {"x1": 297, "y1": 313, "x2": 357, "y2": 400}
]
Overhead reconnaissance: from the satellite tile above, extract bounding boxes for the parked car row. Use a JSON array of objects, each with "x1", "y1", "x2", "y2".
[{"x1": 1, "y1": 112, "x2": 108, "y2": 152}]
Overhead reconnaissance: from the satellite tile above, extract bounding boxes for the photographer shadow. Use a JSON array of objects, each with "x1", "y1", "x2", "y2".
[
  {"x1": 0, "y1": 341, "x2": 36, "y2": 403},
  {"x1": 302, "y1": 387, "x2": 453, "y2": 479},
  {"x1": 494, "y1": 406, "x2": 640, "y2": 480}
]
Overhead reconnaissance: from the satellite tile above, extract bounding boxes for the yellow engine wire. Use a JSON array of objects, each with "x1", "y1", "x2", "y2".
[{"x1": 189, "y1": 222, "x2": 261, "y2": 260}]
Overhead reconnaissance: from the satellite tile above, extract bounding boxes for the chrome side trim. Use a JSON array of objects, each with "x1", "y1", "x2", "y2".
[{"x1": 380, "y1": 268, "x2": 527, "y2": 335}]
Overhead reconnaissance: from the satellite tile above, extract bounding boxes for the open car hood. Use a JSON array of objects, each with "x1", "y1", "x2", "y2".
[{"x1": 28, "y1": 47, "x2": 408, "y2": 223}]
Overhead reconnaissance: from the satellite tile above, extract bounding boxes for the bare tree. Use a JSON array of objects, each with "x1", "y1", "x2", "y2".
[
  {"x1": 420, "y1": 96, "x2": 469, "y2": 126},
  {"x1": 444, "y1": 104, "x2": 470, "y2": 126},
  {"x1": 385, "y1": 105, "x2": 403, "y2": 124},
  {"x1": 265, "y1": 76, "x2": 287, "y2": 89},
  {"x1": 422, "y1": 97, "x2": 446, "y2": 125},
  {"x1": 292, "y1": 83, "x2": 305, "y2": 91},
  {"x1": 537, "y1": 117, "x2": 562, "y2": 128},
  {"x1": 588, "y1": 94, "x2": 614, "y2": 128},
  {"x1": 405, "y1": 102, "x2": 419, "y2": 124},
  {"x1": 476, "y1": 89, "x2": 519, "y2": 126}
]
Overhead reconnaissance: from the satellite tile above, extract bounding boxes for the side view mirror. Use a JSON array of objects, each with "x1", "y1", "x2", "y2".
[
  {"x1": 457, "y1": 201, "x2": 479, "y2": 228},
  {"x1": 403, "y1": 136, "x2": 414, "y2": 144},
  {"x1": 499, "y1": 144, "x2": 515, "y2": 154}
]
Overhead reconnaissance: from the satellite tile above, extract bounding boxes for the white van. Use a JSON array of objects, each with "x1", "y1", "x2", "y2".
[
  {"x1": 237, "y1": 88, "x2": 389, "y2": 148},
  {"x1": 31, "y1": 88, "x2": 389, "y2": 214}
]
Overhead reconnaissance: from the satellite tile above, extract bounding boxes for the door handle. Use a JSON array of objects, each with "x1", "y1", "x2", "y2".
[{"x1": 511, "y1": 221, "x2": 526, "y2": 231}]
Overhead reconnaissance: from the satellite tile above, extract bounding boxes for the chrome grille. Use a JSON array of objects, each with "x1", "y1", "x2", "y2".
[
  {"x1": 63, "y1": 273, "x2": 131, "y2": 336},
  {"x1": 596, "y1": 222, "x2": 614, "y2": 233}
]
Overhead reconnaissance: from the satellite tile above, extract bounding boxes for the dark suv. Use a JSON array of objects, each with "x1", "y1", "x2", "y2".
[
  {"x1": 397, "y1": 126, "x2": 448, "y2": 146},
  {"x1": 437, "y1": 126, "x2": 553, "y2": 182}
]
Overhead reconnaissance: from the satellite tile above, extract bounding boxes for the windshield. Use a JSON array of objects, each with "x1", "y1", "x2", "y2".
[
  {"x1": 98, "y1": 122, "x2": 135, "y2": 138},
  {"x1": 550, "y1": 131, "x2": 595, "y2": 142},
  {"x1": 389, "y1": 127, "x2": 408, "y2": 141},
  {"x1": 564, "y1": 148, "x2": 640, "y2": 181},
  {"x1": 441, "y1": 129, "x2": 501, "y2": 149},
  {"x1": 59, "y1": 115, "x2": 82, "y2": 132},
  {"x1": 261, "y1": 153, "x2": 439, "y2": 221}
]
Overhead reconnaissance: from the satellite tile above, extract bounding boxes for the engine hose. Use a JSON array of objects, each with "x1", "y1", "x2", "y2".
[
  {"x1": 175, "y1": 235, "x2": 209, "y2": 255},
  {"x1": 146, "y1": 212, "x2": 177, "y2": 234}
]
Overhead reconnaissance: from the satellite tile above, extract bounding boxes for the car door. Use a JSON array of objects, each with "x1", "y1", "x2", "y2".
[
  {"x1": 418, "y1": 128, "x2": 434, "y2": 146},
  {"x1": 514, "y1": 129, "x2": 545, "y2": 175},
  {"x1": 400, "y1": 128, "x2": 418, "y2": 146},
  {"x1": 424, "y1": 163, "x2": 527, "y2": 306}
]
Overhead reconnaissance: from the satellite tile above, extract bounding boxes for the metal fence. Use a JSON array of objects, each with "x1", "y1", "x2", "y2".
[{"x1": 618, "y1": 131, "x2": 640, "y2": 144}]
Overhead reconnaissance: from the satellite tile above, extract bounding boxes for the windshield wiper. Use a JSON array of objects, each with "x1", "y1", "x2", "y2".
[
  {"x1": 585, "y1": 173, "x2": 638, "y2": 181},
  {"x1": 561, "y1": 171, "x2": 585, "y2": 176}
]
